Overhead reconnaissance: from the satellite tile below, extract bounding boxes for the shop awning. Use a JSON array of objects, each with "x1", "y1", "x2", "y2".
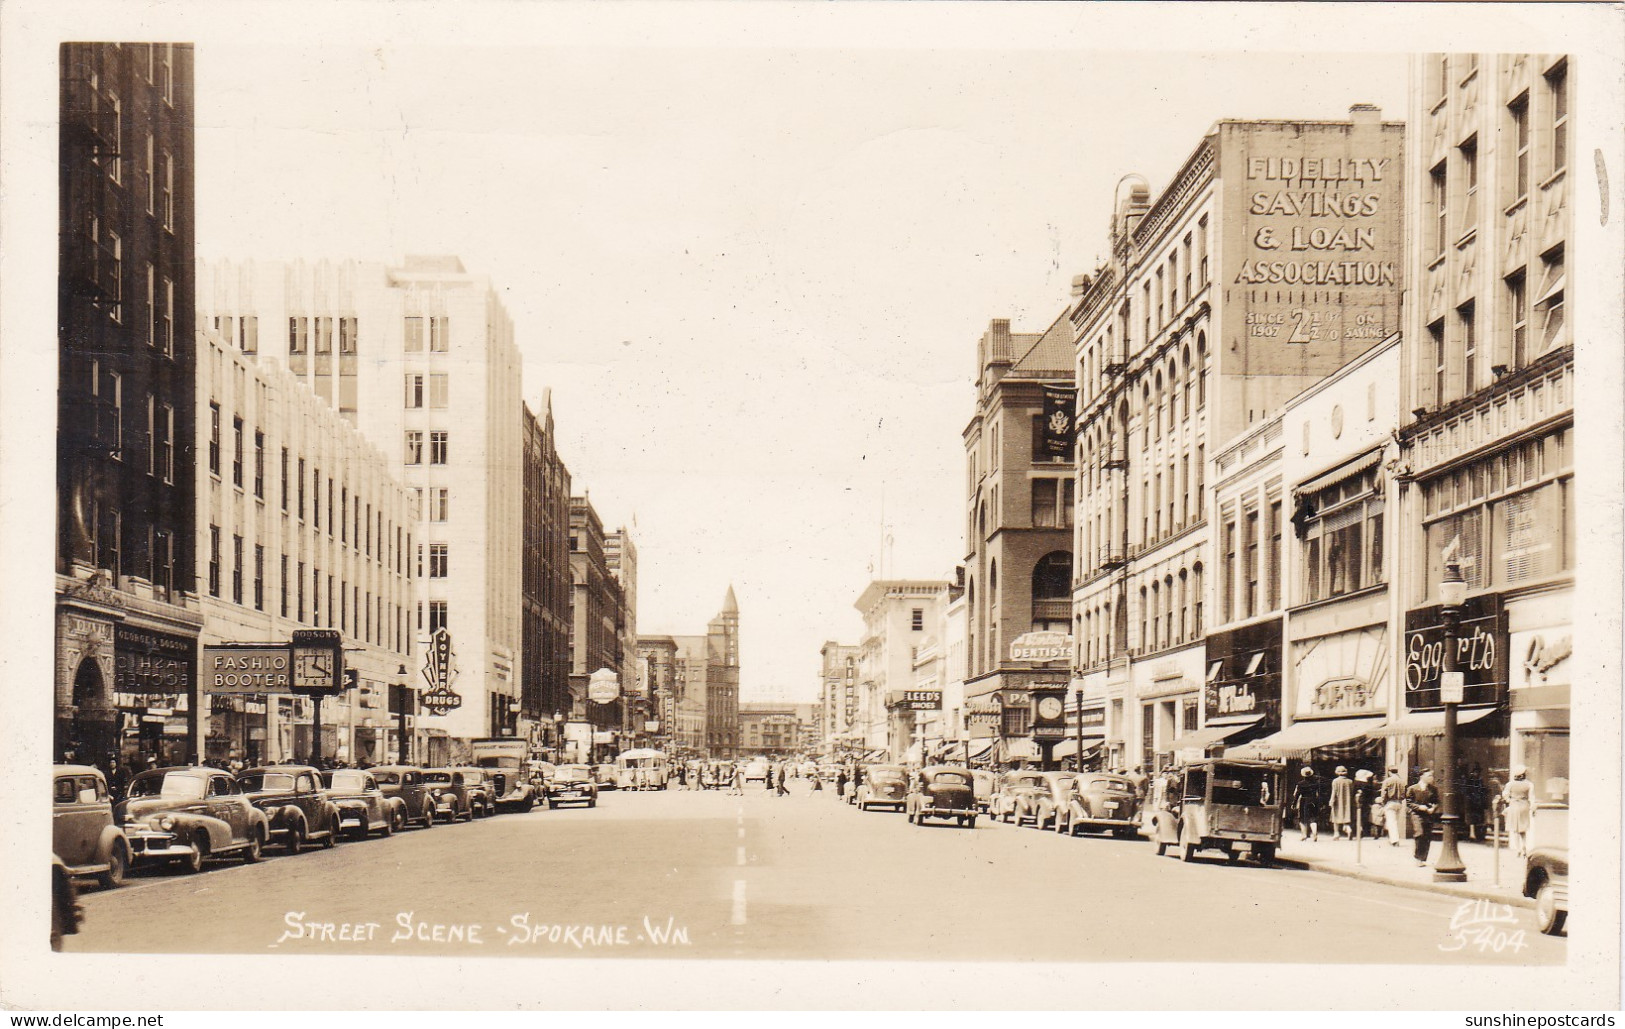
[
  {"x1": 1051, "y1": 738, "x2": 1105, "y2": 760},
  {"x1": 962, "y1": 738, "x2": 996, "y2": 760},
  {"x1": 997, "y1": 738, "x2": 1039, "y2": 762},
  {"x1": 1169, "y1": 716, "x2": 1265, "y2": 754},
  {"x1": 1297, "y1": 448, "x2": 1383, "y2": 497},
  {"x1": 1228, "y1": 716, "x2": 1388, "y2": 759},
  {"x1": 1366, "y1": 706, "x2": 1499, "y2": 738}
]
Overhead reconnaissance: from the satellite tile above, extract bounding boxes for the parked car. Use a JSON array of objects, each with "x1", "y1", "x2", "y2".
[
  {"x1": 1524, "y1": 802, "x2": 1568, "y2": 936},
  {"x1": 1149, "y1": 759, "x2": 1282, "y2": 866},
  {"x1": 971, "y1": 770, "x2": 995, "y2": 813},
  {"x1": 743, "y1": 758, "x2": 770, "y2": 783},
  {"x1": 1024, "y1": 771, "x2": 1079, "y2": 830},
  {"x1": 370, "y1": 765, "x2": 440, "y2": 828},
  {"x1": 990, "y1": 770, "x2": 1049, "y2": 825},
  {"x1": 457, "y1": 767, "x2": 499, "y2": 817},
  {"x1": 546, "y1": 764, "x2": 599, "y2": 808},
  {"x1": 905, "y1": 766, "x2": 978, "y2": 828},
  {"x1": 591, "y1": 764, "x2": 618, "y2": 791},
  {"x1": 116, "y1": 766, "x2": 270, "y2": 873},
  {"x1": 483, "y1": 768, "x2": 538, "y2": 812},
  {"x1": 52, "y1": 765, "x2": 129, "y2": 888},
  {"x1": 1057, "y1": 771, "x2": 1143, "y2": 837},
  {"x1": 321, "y1": 769, "x2": 402, "y2": 838},
  {"x1": 421, "y1": 768, "x2": 478, "y2": 822},
  {"x1": 51, "y1": 856, "x2": 81, "y2": 951},
  {"x1": 236, "y1": 765, "x2": 341, "y2": 852},
  {"x1": 854, "y1": 764, "x2": 908, "y2": 812}
]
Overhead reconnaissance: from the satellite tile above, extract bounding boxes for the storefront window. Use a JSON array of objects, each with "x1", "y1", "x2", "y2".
[
  {"x1": 1521, "y1": 730, "x2": 1569, "y2": 805},
  {"x1": 1299, "y1": 468, "x2": 1384, "y2": 603}
]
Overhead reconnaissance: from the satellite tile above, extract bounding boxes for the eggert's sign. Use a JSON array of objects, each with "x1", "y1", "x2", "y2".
[{"x1": 1219, "y1": 119, "x2": 1404, "y2": 371}]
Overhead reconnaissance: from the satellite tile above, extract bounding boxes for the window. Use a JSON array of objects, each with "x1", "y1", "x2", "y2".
[
  {"x1": 288, "y1": 317, "x2": 308, "y2": 355},
  {"x1": 1536, "y1": 246, "x2": 1565, "y2": 351},
  {"x1": 241, "y1": 315, "x2": 258, "y2": 354},
  {"x1": 341, "y1": 487, "x2": 348, "y2": 543},
  {"x1": 1300, "y1": 467, "x2": 1385, "y2": 603},
  {"x1": 208, "y1": 402, "x2": 220, "y2": 475},
  {"x1": 1221, "y1": 517, "x2": 1237, "y2": 623},
  {"x1": 107, "y1": 92, "x2": 122, "y2": 184},
  {"x1": 1197, "y1": 216, "x2": 1209, "y2": 287},
  {"x1": 1460, "y1": 136, "x2": 1478, "y2": 233},
  {"x1": 145, "y1": 134, "x2": 155, "y2": 214},
  {"x1": 144, "y1": 394, "x2": 156, "y2": 476},
  {"x1": 1430, "y1": 162, "x2": 1448, "y2": 258},
  {"x1": 162, "y1": 278, "x2": 174, "y2": 354},
  {"x1": 107, "y1": 231, "x2": 122, "y2": 319},
  {"x1": 1506, "y1": 270, "x2": 1529, "y2": 369},
  {"x1": 404, "y1": 430, "x2": 423, "y2": 465},
  {"x1": 429, "y1": 488, "x2": 449, "y2": 522},
  {"x1": 1510, "y1": 92, "x2": 1530, "y2": 200},
  {"x1": 429, "y1": 600, "x2": 449, "y2": 633},
  {"x1": 1266, "y1": 499, "x2": 1282, "y2": 611},
  {"x1": 314, "y1": 316, "x2": 332, "y2": 355},
  {"x1": 280, "y1": 554, "x2": 289, "y2": 617},
  {"x1": 1031, "y1": 477, "x2": 1062, "y2": 528},
  {"x1": 430, "y1": 431, "x2": 448, "y2": 465},
  {"x1": 404, "y1": 373, "x2": 424, "y2": 408},
  {"x1": 1182, "y1": 233, "x2": 1193, "y2": 298},
  {"x1": 160, "y1": 43, "x2": 173, "y2": 104},
  {"x1": 911, "y1": 608, "x2": 923, "y2": 631},
  {"x1": 253, "y1": 430, "x2": 265, "y2": 498},
  {"x1": 339, "y1": 316, "x2": 357, "y2": 354},
  {"x1": 1429, "y1": 319, "x2": 1447, "y2": 405},
  {"x1": 430, "y1": 316, "x2": 449, "y2": 352},
  {"x1": 1243, "y1": 507, "x2": 1260, "y2": 618},
  {"x1": 429, "y1": 374, "x2": 449, "y2": 408},
  {"x1": 297, "y1": 458, "x2": 307, "y2": 520},
  {"x1": 160, "y1": 404, "x2": 174, "y2": 483},
  {"x1": 161, "y1": 151, "x2": 173, "y2": 231},
  {"x1": 1547, "y1": 62, "x2": 1567, "y2": 176},
  {"x1": 1459, "y1": 303, "x2": 1478, "y2": 396},
  {"x1": 209, "y1": 525, "x2": 221, "y2": 597},
  {"x1": 145, "y1": 264, "x2": 155, "y2": 345},
  {"x1": 232, "y1": 416, "x2": 244, "y2": 488},
  {"x1": 328, "y1": 478, "x2": 335, "y2": 537},
  {"x1": 232, "y1": 534, "x2": 244, "y2": 604}
]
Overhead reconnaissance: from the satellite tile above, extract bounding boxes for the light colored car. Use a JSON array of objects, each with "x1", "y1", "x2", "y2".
[
  {"x1": 421, "y1": 768, "x2": 479, "y2": 822},
  {"x1": 52, "y1": 765, "x2": 129, "y2": 888},
  {"x1": 370, "y1": 765, "x2": 440, "y2": 828},
  {"x1": 1023, "y1": 771, "x2": 1079, "y2": 830},
  {"x1": 990, "y1": 770, "x2": 1049, "y2": 826},
  {"x1": 855, "y1": 764, "x2": 908, "y2": 812},
  {"x1": 743, "y1": 759, "x2": 770, "y2": 783},
  {"x1": 1524, "y1": 802, "x2": 1568, "y2": 936},
  {"x1": 116, "y1": 766, "x2": 270, "y2": 873}
]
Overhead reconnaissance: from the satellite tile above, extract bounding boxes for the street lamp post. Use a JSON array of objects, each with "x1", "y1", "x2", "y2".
[{"x1": 1433, "y1": 556, "x2": 1469, "y2": 883}]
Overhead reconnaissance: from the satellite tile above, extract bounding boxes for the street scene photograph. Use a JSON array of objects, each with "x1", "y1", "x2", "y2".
[{"x1": 4, "y1": 0, "x2": 1622, "y2": 1015}]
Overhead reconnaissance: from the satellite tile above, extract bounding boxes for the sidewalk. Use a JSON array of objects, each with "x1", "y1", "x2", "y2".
[{"x1": 1274, "y1": 830, "x2": 1531, "y2": 907}]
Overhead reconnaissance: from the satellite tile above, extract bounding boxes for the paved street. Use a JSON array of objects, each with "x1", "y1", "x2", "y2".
[{"x1": 65, "y1": 785, "x2": 1564, "y2": 964}]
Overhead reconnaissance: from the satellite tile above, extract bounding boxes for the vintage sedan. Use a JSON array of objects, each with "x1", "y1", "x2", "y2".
[
  {"x1": 371, "y1": 765, "x2": 440, "y2": 828},
  {"x1": 483, "y1": 768, "x2": 538, "y2": 813},
  {"x1": 854, "y1": 764, "x2": 908, "y2": 812},
  {"x1": 320, "y1": 769, "x2": 402, "y2": 838},
  {"x1": 236, "y1": 765, "x2": 341, "y2": 852},
  {"x1": 1525, "y1": 802, "x2": 1568, "y2": 936},
  {"x1": 1057, "y1": 771, "x2": 1143, "y2": 837},
  {"x1": 116, "y1": 766, "x2": 270, "y2": 873},
  {"x1": 1023, "y1": 771, "x2": 1079, "y2": 830},
  {"x1": 971, "y1": 770, "x2": 995, "y2": 813},
  {"x1": 904, "y1": 766, "x2": 978, "y2": 828},
  {"x1": 457, "y1": 767, "x2": 499, "y2": 818},
  {"x1": 990, "y1": 770, "x2": 1049, "y2": 825},
  {"x1": 52, "y1": 765, "x2": 129, "y2": 888},
  {"x1": 545, "y1": 764, "x2": 599, "y2": 808},
  {"x1": 421, "y1": 768, "x2": 479, "y2": 822}
]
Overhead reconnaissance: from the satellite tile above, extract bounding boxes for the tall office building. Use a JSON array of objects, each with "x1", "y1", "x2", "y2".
[
  {"x1": 1389, "y1": 54, "x2": 1573, "y2": 799},
  {"x1": 522, "y1": 394, "x2": 572, "y2": 746},
  {"x1": 1070, "y1": 107, "x2": 1404, "y2": 771},
  {"x1": 56, "y1": 43, "x2": 202, "y2": 768},
  {"x1": 196, "y1": 256, "x2": 523, "y2": 759}
]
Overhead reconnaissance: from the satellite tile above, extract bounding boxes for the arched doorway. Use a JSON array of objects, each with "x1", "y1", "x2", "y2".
[{"x1": 66, "y1": 656, "x2": 117, "y2": 767}]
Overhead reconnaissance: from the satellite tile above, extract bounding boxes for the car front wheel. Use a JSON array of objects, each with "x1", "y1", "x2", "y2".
[
  {"x1": 242, "y1": 831, "x2": 264, "y2": 863},
  {"x1": 1535, "y1": 881, "x2": 1567, "y2": 935},
  {"x1": 177, "y1": 836, "x2": 206, "y2": 875},
  {"x1": 100, "y1": 843, "x2": 128, "y2": 888}
]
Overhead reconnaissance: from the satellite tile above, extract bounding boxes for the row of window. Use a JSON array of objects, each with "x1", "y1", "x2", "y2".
[
  {"x1": 83, "y1": 505, "x2": 178, "y2": 598},
  {"x1": 1425, "y1": 247, "x2": 1564, "y2": 407},
  {"x1": 85, "y1": 216, "x2": 177, "y2": 351},
  {"x1": 404, "y1": 373, "x2": 450, "y2": 409},
  {"x1": 1221, "y1": 495, "x2": 1285, "y2": 620},
  {"x1": 404, "y1": 430, "x2": 449, "y2": 466},
  {"x1": 86, "y1": 361, "x2": 178, "y2": 483},
  {"x1": 277, "y1": 316, "x2": 455, "y2": 357}
]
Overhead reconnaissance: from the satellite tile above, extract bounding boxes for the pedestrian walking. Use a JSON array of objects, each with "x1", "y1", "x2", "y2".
[
  {"x1": 1501, "y1": 766, "x2": 1534, "y2": 857},
  {"x1": 836, "y1": 768, "x2": 848, "y2": 798},
  {"x1": 1329, "y1": 766, "x2": 1355, "y2": 839},
  {"x1": 1353, "y1": 769, "x2": 1377, "y2": 838},
  {"x1": 730, "y1": 763, "x2": 745, "y2": 795},
  {"x1": 1380, "y1": 767, "x2": 1406, "y2": 844},
  {"x1": 1128, "y1": 765, "x2": 1148, "y2": 803},
  {"x1": 775, "y1": 764, "x2": 789, "y2": 797},
  {"x1": 1406, "y1": 769, "x2": 1441, "y2": 867},
  {"x1": 1292, "y1": 767, "x2": 1323, "y2": 842}
]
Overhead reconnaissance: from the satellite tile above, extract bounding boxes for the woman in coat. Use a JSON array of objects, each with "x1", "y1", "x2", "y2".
[
  {"x1": 1328, "y1": 766, "x2": 1355, "y2": 838},
  {"x1": 1291, "y1": 767, "x2": 1323, "y2": 842},
  {"x1": 1501, "y1": 766, "x2": 1535, "y2": 856}
]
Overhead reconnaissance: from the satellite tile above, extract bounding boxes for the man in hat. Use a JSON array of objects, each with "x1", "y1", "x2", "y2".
[
  {"x1": 1353, "y1": 769, "x2": 1377, "y2": 838},
  {"x1": 1407, "y1": 769, "x2": 1441, "y2": 866},
  {"x1": 1329, "y1": 766, "x2": 1355, "y2": 839}
]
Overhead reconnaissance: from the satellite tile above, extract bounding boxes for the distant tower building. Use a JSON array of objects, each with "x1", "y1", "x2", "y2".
[
  {"x1": 522, "y1": 395, "x2": 572, "y2": 749},
  {"x1": 196, "y1": 255, "x2": 525, "y2": 763},
  {"x1": 604, "y1": 527, "x2": 641, "y2": 735},
  {"x1": 707, "y1": 586, "x2": 741, "y2": 757},
  {"x1": 56, "y1": 43, "x2": 202, "y2": 767}
]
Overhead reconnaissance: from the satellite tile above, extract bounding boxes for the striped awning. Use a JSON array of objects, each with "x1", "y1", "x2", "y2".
[
  {"x1": 1228, "y1": 716, "x2": 1387, "y2": 760},
  {"x1": 1366, "y1": 706, "x2": 1498, "y2": 738}
]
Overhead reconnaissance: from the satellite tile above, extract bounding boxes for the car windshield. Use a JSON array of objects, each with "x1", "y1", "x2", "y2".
[
  {"x1": 1210, "y1": 766, "x2": 1276, "y2": 807},
  {"x1": 237, "y1": 772, "x2": 296, "y2": 793},
  {"x1": 869, "y1": 766, "x2": 905, "y2": 781},
  {"x1": 1051, "y1": 774, "x2": 1077, "y2": 791},
  {"x1": 931, "y1": 772, "x2": 970, "y2": 786},
  {"x1": 372, "y1": 771, "x2": 401, "y2": 785},
  {"x1": 1012, "y1": 774, "x2": 1046, "y2": 788},
  {"x1": 129, "y1": 772, "x2": 206, "y2": 800},
  {"x1": 422, "y1": 771, "x2": 454, "y2": 784},
  {"x1": 321, "y1": 771, "x2": 368, "y2": 790},
  {"x1": 555, "y1": 766, "x2": 592, "y2": 783},
  {"x1": 1087, "y1": 775, "x2": 1134, "y2": 793}
]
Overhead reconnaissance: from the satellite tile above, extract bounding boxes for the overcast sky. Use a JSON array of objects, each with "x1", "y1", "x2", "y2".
[{"x1": 187, "y1": 42, "x2": 1411, "y2": 700}]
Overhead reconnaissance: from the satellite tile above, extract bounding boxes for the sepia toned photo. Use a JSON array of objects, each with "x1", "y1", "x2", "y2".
[{"x1": 4, "y1": 0, "x2": 1622, "y2": 1014}]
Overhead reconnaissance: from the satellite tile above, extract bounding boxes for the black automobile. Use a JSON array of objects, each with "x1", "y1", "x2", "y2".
[
  {"x1": 905, "y1": 766, "x2": 978, "y2": 828},
  {"x1": 545, "y1": 764, "x2": 599, "y2": 808}
]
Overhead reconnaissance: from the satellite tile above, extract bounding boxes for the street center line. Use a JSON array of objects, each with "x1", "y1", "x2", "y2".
[
  {"x1": 731, "y1": 879, "x2": 747, "y2": 925},
  {"x1": 736, "y1": 845, "x2": 746, "y2": 865},
  {"x1": 737, "y1": 826, "x2": 745, "y2": 839}
]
